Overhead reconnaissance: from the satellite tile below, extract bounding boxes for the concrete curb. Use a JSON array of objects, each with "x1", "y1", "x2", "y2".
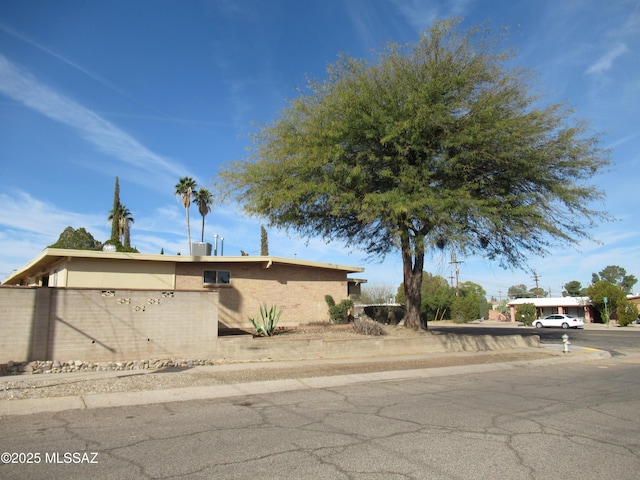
[
  {"x1": 0, "y1": 346, "x2": 609, "y2": 417},
  {"x1": 215, "y1": 331, "x2": 540, "y2": 362}
]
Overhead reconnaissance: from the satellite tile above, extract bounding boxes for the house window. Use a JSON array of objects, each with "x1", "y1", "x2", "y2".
[{"x1": 203, "y1": 270, "x2": 231, "y2": 286}]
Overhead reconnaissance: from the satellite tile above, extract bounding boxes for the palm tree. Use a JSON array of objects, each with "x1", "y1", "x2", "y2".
[
  {"x1": 193, "y1": 188, "x2": 214, "y2": 242},
  {"x1": 108, "y1": 204, "x2": 134, "y2": 246},
  {"x1": 175, "y1": 177, "x2": 197, "y2": 254},
  {"x1": 119, "y1": 205, "x2": 134, "y2": 248},
  {"x1": 108, "y1": 205, "x2": 122, "y2": 243}
]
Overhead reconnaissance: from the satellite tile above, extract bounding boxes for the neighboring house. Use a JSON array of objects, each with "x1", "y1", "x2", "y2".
[
  {"x1": 628, "y1": 295, "x2": 640, "y2": 318},
  {"x1": 1, "y1": 248, "x2": 364, "y2": 330},
  {"x1": 507, "y1": 297, "x2": 594, "y2": 323},
  {"x1": 627, "y1": 295, "x2": 640, "y2": 309}
]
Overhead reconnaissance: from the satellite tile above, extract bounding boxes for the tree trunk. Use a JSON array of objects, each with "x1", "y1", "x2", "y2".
[
  {"x1": 401, "y1": 232, "x2": 426, "y2": 330},
  {"x1": 186, "y1": 208, "x2": 192, "y2": 255},
  {"x1": 124, "y1": 223, "x2": 131, "y2": 248}
]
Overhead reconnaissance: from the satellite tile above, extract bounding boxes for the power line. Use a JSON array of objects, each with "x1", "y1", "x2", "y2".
[
  {"x1": 450, "y1": 252, "x2": 463, "y2": 297},
  {"x1": 532, "y1": 270, "x2": 541, "y2": 297}
]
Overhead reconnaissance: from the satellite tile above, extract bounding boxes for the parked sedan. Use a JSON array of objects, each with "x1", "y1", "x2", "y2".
[{"x1": 533, "y1": 314, "x2": 585, "y2": 329}]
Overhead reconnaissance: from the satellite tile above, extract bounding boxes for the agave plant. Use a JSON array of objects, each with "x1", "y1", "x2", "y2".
[{"x1": 248, "y1": 303, "x2": 283, "y2": 336}]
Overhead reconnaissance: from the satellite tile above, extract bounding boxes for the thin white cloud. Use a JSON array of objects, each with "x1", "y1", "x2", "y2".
[
  {"x1": 0, "y1": 22, "x2": 199, "y2": 128},
  {"x1": 389, "y1": 0, "x2": 472, "y2": 33},
  {"x1": 344, "y1": 1, "x2": 388, "y2": 49},
  {"x1": 606, "y1": 132, "x2": 639, "y2": 150},
  {"x1": 0, "y1": 190, "x2": 109, "y2": 278},
  {"x1": 0, "y1": 53, "x2": 187, "y2": 179},
  {"x1": 0, "y1": 190, "x2": 105, "y2": 237},
  {"x1": 586, "y1": 43, "x2": 628, "y2": 74},
  {"x1": 0, "y1": 22, "x2": 124, "y2": 95},
  {"x1": 0, "y1": 189, "x2": 190, "y2": 273}
]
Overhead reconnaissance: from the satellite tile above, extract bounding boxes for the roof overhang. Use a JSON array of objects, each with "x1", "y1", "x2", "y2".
[
  {"x1": 2, "y1": 248, "x2": 365, "y2": 285},
  {"x1": 507, "y1": 296, "x2": 592, "y2": 307}
]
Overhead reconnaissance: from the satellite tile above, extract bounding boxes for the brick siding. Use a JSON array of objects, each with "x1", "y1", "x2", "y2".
[{"x1": 175, "y1": 261, "x2": 349, "y2": 329}]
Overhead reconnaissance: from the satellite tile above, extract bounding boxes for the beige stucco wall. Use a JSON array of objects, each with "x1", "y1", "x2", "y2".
[
  {"x1": 175, "y1": 261, "x2": 349, "y2": 329},
  {"x1": 0, "y1": 287, "x2": 49, "y2": 362},
  {"x1": 0, "y1": 287, "x2": 218, "y2": 363},
  {"x1": 60, "y1": 257, "x2": 175, "y2": 289}
]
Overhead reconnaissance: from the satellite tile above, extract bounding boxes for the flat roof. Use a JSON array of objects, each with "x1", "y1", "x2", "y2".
[
  {"x1": 507, "y1": 296, "x2": 591, "y2": 307},
  {"x1": 2, "y1": 248, "x2": 365, "y2": 285}
]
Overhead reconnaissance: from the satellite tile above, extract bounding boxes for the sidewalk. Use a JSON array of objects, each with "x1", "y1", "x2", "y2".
[{"x1": 0, "y1": 344, "x2": 609, "y2": 417}]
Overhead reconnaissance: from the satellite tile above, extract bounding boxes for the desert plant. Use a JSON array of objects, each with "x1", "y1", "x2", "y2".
[
  {"x1": 324, "y1": 295, "x2": 336, "y2": 308},
  {"x1": 325, "y1": 295, "x2": 353, "y2": 324},
  {"x1": 352, "y1": 316, "x2": 385, "y2": 336},
  {"x1": 248, "y1": 303, "x2": 283, "y2": 336}
]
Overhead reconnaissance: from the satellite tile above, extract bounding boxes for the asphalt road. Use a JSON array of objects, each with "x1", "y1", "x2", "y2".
[
  {"x1": 1, "y1": 346, "x2": 639, "y2": 478},
  {"x1": 430, "y1": 324, "x2": 640, "y2": 355}
]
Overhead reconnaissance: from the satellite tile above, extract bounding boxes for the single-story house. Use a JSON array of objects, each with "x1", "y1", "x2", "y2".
[
  {"x1": 507, "y1": 297, "x2": 594, "y2": 323},
  {"x1": 1, "y1": 247, "x2": 365, "y2": 330},
  {"x1": 627, "y1": 295, "x2": 640, "y2": 312}
]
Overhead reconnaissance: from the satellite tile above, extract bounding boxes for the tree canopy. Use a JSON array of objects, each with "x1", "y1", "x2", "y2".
[
  {"x1": 587, "y1": 280, "x2": 627, "y2": 323},
  {"x1": 221, "y1": 18, "x2": 610, "y2": 329},
  {"x1": 49, "y1": 227, "x2": 102, "y2": 251},
  {"x1": 396, "y1": 272, "x2": 455, "y2": 322},
  {"x1": 110, "y1": 176, "x2": 121, "y2": 243},
  {"x1": 451, "y1": 281, "x2": 489, "y2": 322},
  {"x1": 592, "y1": 265, "x2": 637, "y2": 294},
  {"x1": 508, "y1": 284, "x2": 529, "y2": 299},
  {"x1": 563, "y1": 280, "x2": 586, "y2": 297},
  {"x1": 260, "y1": 225, "x2": 269, "y2": 255}
]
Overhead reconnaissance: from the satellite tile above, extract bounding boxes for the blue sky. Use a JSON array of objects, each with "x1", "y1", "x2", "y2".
[{"x1": 1, "y1": 0, "x2": 639, "y2": 299}]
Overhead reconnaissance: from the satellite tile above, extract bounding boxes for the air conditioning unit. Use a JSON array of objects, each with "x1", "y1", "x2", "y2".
[{"x1": 191, "y1": 242, "x2": 212, "y2": 256}]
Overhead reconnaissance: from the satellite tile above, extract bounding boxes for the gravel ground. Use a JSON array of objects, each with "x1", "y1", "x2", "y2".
[
  {"x1": 0, "y1": 351, "x2": 565, "y2": 401},
  {"x1": 0, "y1": 323, "x2": 561, "y2": 401}
]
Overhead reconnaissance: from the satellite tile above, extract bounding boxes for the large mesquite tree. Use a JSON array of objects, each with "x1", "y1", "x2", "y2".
[{"x1": 221, "y1": 19, "x2": 610, "y2": 330}]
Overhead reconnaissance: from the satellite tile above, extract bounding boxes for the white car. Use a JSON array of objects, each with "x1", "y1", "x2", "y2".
[{"x1": 534, "y1": 314, "x2": 585, "y2": 329}]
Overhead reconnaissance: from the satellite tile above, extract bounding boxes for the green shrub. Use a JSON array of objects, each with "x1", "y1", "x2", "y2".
[
  {"x1": 363, "y1": 306, "x2": 404, "y2": 325},
  {"x1": 324, "y1": 295, "x2": 336, "y2": 308},
  {"x1": 616, "y1": 300, "x2": 637, "y2": 327},
  {"x1": 450, "y1": 295, "x2": 479, "y2": 323},
  {"x1": 325, "y1": 295, "x2": 353, "y2": 324},
  {"x1": 352, "y1": 317, "x2": 385, "y2": 336},
  {"x1": 248, "y1": 303, "x2": 283, "y2": 336},
  {"x1": 515, "y1": 303, "x2": 537, "y2": 325}
]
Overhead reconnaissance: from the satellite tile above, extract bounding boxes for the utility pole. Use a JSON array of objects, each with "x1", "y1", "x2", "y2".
[
  {"x1": 450, "y1": 252, "x2": 462, "y2": 297},
  {"x1": 532, "y1": 271, "x2": 541, "y2": 297}
]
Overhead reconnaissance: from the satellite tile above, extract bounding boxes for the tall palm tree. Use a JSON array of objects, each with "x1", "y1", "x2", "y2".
[
  {"x1": 175, "y1": 177, "x2": 197, "y2": 254},
  {"x1": 108, "y1": 204, "x2": 134, "y2": 246},
  {"x1": 119, "y1": 205, "x2": 134, "y2": 248},
  {"x1": 193, "y1": 188, "x2": 214, "y2": 243}
]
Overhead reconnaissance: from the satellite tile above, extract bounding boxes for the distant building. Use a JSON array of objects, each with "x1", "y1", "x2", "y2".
[
  {"x1": 627, "y1": 295, "x2": 640, "y2": 315},
  {"x1": 507, "y1": 296, "x2": 594, "y2": 323}
]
